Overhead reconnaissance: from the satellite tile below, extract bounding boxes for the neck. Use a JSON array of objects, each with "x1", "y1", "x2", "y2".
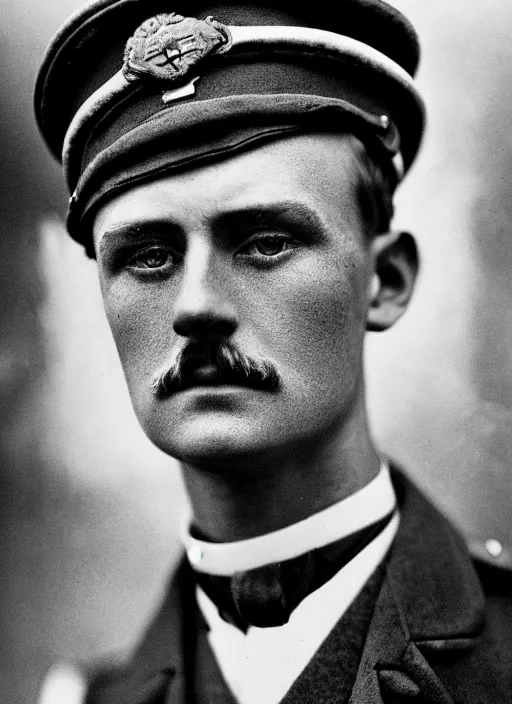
[{"x1": 181, "y1": 395, "x2": 380, "y2": 542}]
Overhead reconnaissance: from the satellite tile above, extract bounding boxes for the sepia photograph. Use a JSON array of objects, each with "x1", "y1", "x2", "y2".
[{"x1": 1, "y1": 0, "x2": 512, "y2": 702}]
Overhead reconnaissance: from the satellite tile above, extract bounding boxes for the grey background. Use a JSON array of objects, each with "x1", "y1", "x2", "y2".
[{"x1": 1, "y1": 0, "x2": 512, "y2": 702}]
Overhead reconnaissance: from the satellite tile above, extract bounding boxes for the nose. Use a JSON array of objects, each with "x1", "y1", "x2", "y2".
[
  {"x1": 174, "y1": 309, "x2": 238, "y2": 340},
  {"x1": 172, "y1": 238, "x2": 238, "y2": 341}
]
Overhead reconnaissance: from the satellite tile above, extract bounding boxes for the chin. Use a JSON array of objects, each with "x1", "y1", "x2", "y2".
[
  {"x1": 136, "y1": 386, "x2": 288, "y2": 465},
  {"x1": 144, "y1": 410, "x2": 276, "y2": 467}
]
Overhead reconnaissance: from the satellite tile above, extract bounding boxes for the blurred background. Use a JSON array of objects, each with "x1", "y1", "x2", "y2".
[{"x1": 1, "y1": 0, "x2": 512, "y2": 701}]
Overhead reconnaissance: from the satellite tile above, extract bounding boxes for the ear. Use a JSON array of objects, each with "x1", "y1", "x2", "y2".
[{"x1": 366, "y1": 231, "x2": 419, "y2": 332}]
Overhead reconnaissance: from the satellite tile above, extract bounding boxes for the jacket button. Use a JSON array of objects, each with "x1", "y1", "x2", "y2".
[{"x1": 485, "y1": 538, "x2": 503, "y2": 558}]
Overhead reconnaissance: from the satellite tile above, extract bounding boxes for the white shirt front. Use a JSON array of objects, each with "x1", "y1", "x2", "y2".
[{"x1": 186, "y1": 463, "x2": 399, "y2": 704}]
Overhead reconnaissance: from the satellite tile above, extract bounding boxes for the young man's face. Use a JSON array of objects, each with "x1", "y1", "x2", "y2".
[{"x1": 92, "y1": 133, "x2": 382, "y2": 465}]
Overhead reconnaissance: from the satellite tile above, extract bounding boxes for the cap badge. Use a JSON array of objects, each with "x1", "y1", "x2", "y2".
[{"x1": 123, "y1": 13, "x2": 232, "y2": 84}]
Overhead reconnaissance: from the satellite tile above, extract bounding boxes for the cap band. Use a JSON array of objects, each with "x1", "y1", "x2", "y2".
[{"x1": 67, "y1": 92, "x2": 401, "y2": 242}]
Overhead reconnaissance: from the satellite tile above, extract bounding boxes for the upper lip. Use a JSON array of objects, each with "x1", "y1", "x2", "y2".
[{"x1": 177, "y1": 362, "x2": 253, "y2": 393}]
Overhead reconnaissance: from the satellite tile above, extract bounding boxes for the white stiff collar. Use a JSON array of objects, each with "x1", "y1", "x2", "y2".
[{"x1": 182, "y1": 462, "x2": 396, "y2": 576}]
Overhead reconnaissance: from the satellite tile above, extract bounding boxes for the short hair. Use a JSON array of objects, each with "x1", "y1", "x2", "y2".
[{"x1": 346, "y1": 134, "x2": 396, "y2": 238}]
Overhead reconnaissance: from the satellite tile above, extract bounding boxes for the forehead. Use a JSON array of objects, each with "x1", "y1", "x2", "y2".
[{"x1": 93, "y1": 132, "x2": 365, "y2": 243}]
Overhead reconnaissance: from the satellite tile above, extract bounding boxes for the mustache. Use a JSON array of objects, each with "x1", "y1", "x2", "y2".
[{"x1": 151, "y1": 341, "x2": 280, "y2": 398}]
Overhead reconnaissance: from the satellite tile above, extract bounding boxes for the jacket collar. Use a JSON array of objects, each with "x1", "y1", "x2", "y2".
[
  {"x1": 348, "y1": 468, "x2": 485, "y2": 704},
  {"x1": 134, "y1": 559, "x2": 196, "y2": 704}
]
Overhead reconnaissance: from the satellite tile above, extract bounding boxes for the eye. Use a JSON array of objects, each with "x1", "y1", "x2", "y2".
[
  {"x1": 240, "y1": 234, "x2": 296, "y2": 258},
  {"x1": 128, "y1": 246, "x2": 177, "y2": 270}
]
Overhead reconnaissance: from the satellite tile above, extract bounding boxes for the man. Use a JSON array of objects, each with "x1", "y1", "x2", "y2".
[{"x1": 35, "y1": 1, "x2": 512, "y2": 702}]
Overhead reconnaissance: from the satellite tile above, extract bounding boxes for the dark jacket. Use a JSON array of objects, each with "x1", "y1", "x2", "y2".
[{"x1": 86, "y1": 471, "x2": 512, "y2": 703}]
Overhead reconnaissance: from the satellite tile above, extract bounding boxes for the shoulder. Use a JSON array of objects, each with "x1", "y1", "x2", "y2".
[
  {"x1": 473, "y1": 554, "x2": 512, "y2": 644},
  {"x1": 391, "y1": 465, "x2": 512, "y2": 636},
  {"x1": 37, "y1": 658, "x2": 148, "y2": 704},
  {"x1": 462, "y1": 532, "x2": 512, "y2": 637},
  {"x1": 65, "y1": 560, "x2": 190, "y2": 704}
]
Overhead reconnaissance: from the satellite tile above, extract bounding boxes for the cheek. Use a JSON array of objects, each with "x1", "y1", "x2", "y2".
[
  {"x1": 248, "y1": 246, "x2": 368, "y2": 391},
  {"x1": 101, "y1": 277, "x2": 177, "y2": 398}
]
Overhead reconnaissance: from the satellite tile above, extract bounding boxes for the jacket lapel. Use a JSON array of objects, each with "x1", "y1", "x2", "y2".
[
  {"x1": 348, "y1": 580, "x2": 457, "y2": 704},
  {"x1": 141, "y1": 559, "x2": 196, "y2": 704},
  {"x1": 349, "y1": 470, "x2": 485, "y2": 704}
]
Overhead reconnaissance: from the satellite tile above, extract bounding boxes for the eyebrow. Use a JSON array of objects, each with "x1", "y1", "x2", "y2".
[
  {"x1": 98, "y1": 220, "x2": 183, "y2": 257},
  {"x1": 212, "y1": 201, "x2": 329, "y2": 238},
  {"x1": 98, "y1": 200, "x2": 330, "y2": 257}
]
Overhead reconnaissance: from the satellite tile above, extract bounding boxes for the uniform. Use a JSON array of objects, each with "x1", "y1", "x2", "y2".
[{"x1": 83, "y1": 470, "x2": 512, "y2": 703}]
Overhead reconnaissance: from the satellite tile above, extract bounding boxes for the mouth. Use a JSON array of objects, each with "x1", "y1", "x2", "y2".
[{"x1": 177, "y1": 364, "x2": 257, "y2": 393}]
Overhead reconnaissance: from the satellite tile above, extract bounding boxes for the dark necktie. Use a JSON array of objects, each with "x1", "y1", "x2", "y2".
[{"x1": 194, "y1": 510, "x2": 395, "y2": 631}]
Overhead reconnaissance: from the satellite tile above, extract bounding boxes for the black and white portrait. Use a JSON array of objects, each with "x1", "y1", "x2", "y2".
[{"x1": 1, "y1": 1, "x2": 512, "y2": 702}]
